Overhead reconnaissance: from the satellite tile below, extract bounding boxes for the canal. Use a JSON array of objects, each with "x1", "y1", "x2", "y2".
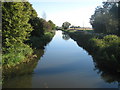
[{"x1": 3, "y1": 30, "x2": 118, "y2": 88}]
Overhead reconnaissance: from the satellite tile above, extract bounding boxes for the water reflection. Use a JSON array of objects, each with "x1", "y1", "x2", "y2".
[
  {"x1": 62, "y1": 32, "x2": 70, "y2": 40},
  {"x1": 3, "y1": 75, "x2": 33, "y2": 88},
  {"x1": 70, "y1": 31, "x2": 120, "y2": 89},
  {"x1": 92, "y1": 56, "x2": 120, "y2": 89},
  {"x1": 3, "y1": 49, "x2": 44, "y2": 88},
  {"x1": 2, "y1": 30, "x2": 119, "y2": 88},
  {"x1": 31, "y1": 31, "x2": 117, "y2": 88}
]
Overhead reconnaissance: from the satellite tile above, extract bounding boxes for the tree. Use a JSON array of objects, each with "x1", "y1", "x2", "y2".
[
  {"x1": 118, "y1": 1, "x2": 120, "y2": 36},
  {"x1": 62, "y1": 22, "x2": 71, "y2": 29},
  {"x1": 2, "y1": 2, "x2": 33, "y2": 48},
  {"x1": 2, "y1": 2, "x2": 35, "y2": 65},
  {"x1": 29, "y1": 17, "x2": 45, "y2": 37},
  {"x1": 90, "y1": 2, "x2": 119, "y2": 35},
  {"x1": 48, "y1": 20, "x2": 55, "y2": 30},
  {"x1": 29, "y1": 17, "x2": 56, "y2": 37},
  {"x1": 62, "y1": 32, "x2": 70, "y2": 40}
]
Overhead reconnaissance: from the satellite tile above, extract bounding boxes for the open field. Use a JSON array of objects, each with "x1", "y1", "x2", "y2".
[
  {"x1": 68, "y1": 28, "x2": 93, "y2": 30},
  {"x1": 66, "y1": 28, "x2": 94, "y2": 33}
]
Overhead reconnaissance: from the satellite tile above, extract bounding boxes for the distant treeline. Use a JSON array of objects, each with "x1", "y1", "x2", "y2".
[{"x1": 2, "y1": 2, "x2": 55, "y2": 67}]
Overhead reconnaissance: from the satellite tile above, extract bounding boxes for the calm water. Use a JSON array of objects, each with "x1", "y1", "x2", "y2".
[{"x1": 3, "y1": 30, "x2": 118, "y2": 88}]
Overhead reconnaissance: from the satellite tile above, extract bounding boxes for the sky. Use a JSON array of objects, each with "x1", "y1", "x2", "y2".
[{"x1": 29, "y1": 0, "x2": 105, "y2": 27}]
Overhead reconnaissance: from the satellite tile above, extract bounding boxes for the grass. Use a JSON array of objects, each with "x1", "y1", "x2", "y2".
[
  {"x1": 68, "y1": 28, "x2": 93, "y2": 30},
  {"x1": 2, "y1": 43, "x2": 33, "y2": 67},
  {"x1": 63, "y1": 29, "x2": 94, "y2": 33}
]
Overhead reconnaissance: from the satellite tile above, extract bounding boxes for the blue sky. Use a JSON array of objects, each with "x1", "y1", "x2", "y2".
[{"x1": 29, "y1": 0, "x2": 104, "y2": 27}]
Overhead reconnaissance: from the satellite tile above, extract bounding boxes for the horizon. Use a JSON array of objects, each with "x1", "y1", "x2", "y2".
[{"x1": 29, "y1": 0, "x2": 104, "y2": 27}]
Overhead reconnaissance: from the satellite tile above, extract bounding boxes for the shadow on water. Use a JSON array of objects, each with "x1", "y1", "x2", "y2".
[
  {"x1": 33, "y1": 61, "x2": 83, "y2": 76},
  {"x1": 92, "y1": 55, "x2": 120, "y2": 89},
  {"x1": 2, "y1": 49, "x2": 44, "y2": 88},
  {"x1": 67, "y1": 31, "x2": 120, "y2": 89}
]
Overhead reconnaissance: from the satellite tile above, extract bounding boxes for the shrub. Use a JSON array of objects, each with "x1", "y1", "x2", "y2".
[{"x1": 2, "y1": 43, "x2": 33, "y2": 66}]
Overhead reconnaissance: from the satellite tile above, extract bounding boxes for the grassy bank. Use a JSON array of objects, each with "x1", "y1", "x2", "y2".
[
  {"x1": 2, "y1": 32, "x2": 54, "y2": 68},
  {"x1": 2, "y1": 31, "x2": 55, "y2": 67},
  {"x1": 2, "y1": 31, "x2": 55, "y2": 81},
  {"x1": 3, "y1": 49, "x2": 44, "y2": 79},
  {"x1": 65, "y1": 30, "x2": 120, "y2": 74}
]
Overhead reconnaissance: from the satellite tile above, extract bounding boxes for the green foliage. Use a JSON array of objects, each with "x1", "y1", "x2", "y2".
[
  {"x1": 2, "y1": 1, "x2": 55, "y2": 81},
  {"x1": 103, "y1": 35, "x2": 119, "y2": 45},
  {"x1": 29, "y1": 32, "x2": 54, "y2": 49},
  {"x1": 2, "y1": 43, "x2": 33, "y2": 66},
  {"x1": 2, "y1": 2, "x2": 35, "y2": 66},
  {"x1": 90, "y1": 2, "x2": 119, "y2": 35},
  {"x1": 68, "y1": 31, "x2": 120, "y2": 75},
  {"x1": 89, "y1": 35, "x2": 120, "y2": 63},
  {"x1": 48, "y1": 20, "x2": 56, "y2": 30},
  {"x1": 62, "y1": 22, "x2": 71, "y2": 29},
  {"x1": 90, "y1": 38, "x2": 105, "y2": 49},
  {"x1": 2, "y1": 2, "x2": 33, "y2": 48},
  {"x1": 44, "y1": 32, "x2": 54, "y2": 39},
  {"x1": 29, "y1": 17, "x2": 55, "y2": 37},
  {"x1": 29, "y1": 17, "x2": 45, "y2": 36},
  {"x1": 28, "y1": 10, "x2": 55, "y2": 49}
]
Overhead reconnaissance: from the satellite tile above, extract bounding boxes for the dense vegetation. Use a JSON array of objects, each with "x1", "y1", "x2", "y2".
[
  {"x1": 28, "y1": 17, "x2": 55, "y2": 49},
  {"x1": 89, "y1": 2, "x2": 120, "y2": 73},
  {"x1": 90, "y1": 2, "x2": 119, "y2": 35},
  {"x1": 2, "y1": 2, "x2": 33, "y2": 66},
  {"x1": 2, "y1": 2, "x2": 55, "y2": 67},
  {"x1": 65, "y1": 30, "x2": 120, "y2": 74},
  {"x1": 65, "y1": 30, "x2": 120, "y2": 84}
]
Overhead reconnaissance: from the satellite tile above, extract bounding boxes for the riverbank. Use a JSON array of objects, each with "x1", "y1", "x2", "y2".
[
  {"x1": 3, "y1": 49, "x2": 44, "y2": 79},
  {"x1": 2, "y1": 31, "x2": 55, "y2": 80},
  {"x1": 2, "y1": 2, "x2": 56, "y2": 74},
  {"x1": 63, "y1": 30, "x2": 120, "y2": 74},
  {"x1": 3, "y1": 30, "x2": 119, "y2": 88}
]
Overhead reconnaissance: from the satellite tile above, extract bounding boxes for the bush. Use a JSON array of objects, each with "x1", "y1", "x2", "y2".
[
  {"x1": 2, "y1": 43, "x2": 33, "y2": 66},
  {"x1": 90, "y1": 35, "x2": 120, "y2": 62},
  {"x1": 91, "y1": 38, "x2": 105, "y2": 49},
  {"x1": 28, "y1": 32, "x2": 54, "y2": 49},
  {"x1": 103, "y1": 35, "x2": 120, "y2": 46}
]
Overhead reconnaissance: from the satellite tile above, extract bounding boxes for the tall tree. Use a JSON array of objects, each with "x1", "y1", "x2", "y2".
[
  {"x1": 90, "y1": 2, "x2": 119, "y2": 35},
  {"x1": 2, "y1": 2, "x2": 33, "y2": 48}
]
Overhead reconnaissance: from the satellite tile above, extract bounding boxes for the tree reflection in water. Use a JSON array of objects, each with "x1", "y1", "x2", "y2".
[
  {"x1": 62, "y1": 32, "x2": 70, "y2": 40},
  {"x1": 118, "y1": 82, "x2": 120, "y2": 90},
  {"x1": 68, "y1": 31, "x2": 120, "y2": 89},
  {"x1": 92, "y1": 55, "x2": 120, "y2": 89},
  {"x1": 3, "y1": 49, "x2": 44, "y2": 88}
]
